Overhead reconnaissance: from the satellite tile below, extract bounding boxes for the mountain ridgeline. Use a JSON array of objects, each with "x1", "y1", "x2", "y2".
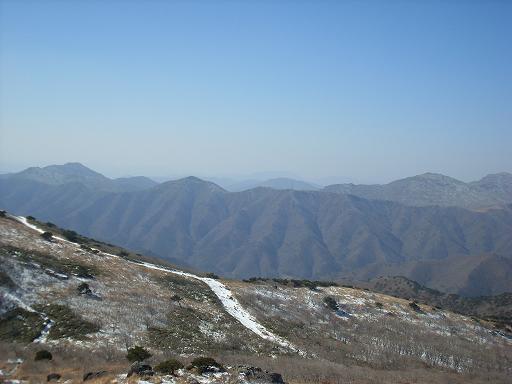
[
  {"x1": 1, "y1": 163, "x2": 511, "y2": 296},
  {"x1": 324, "y1": 172, "x2": 512, "y2": 209}
]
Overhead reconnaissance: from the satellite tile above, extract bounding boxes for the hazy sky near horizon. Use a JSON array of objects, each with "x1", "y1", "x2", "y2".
[{"x1": 0, "y1": 1, "x2": 511, "y2": 183}]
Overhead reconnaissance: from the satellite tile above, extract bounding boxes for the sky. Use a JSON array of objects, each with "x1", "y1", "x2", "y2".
[{"x1": 0, "y1": 0, "x2": 511, "y2": 184}]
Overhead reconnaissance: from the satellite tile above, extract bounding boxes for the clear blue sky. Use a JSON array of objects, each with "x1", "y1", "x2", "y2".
[{"x1": 0, "y1": 0, "x2": 510, "y2": 183}]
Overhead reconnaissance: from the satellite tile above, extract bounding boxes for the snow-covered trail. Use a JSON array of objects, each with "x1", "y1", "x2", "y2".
[
  {"x1": 138, "y1": 261, "x2": 302, "y2": 353},
  {"x1": 10, "y1": 215, "x2": 303, "y2": 354}
]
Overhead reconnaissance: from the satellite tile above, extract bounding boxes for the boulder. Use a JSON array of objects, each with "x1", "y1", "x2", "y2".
[
  {"x1": 77, "y1": 282, "x2": 92, "y2": 295},
  {"x1": 127, "y1": 361, "x2": 154, "y2": 377},
  {"x1": 47, "y1": 373, "x2": 61, "y2": 382},
  {"x1": 238, "y1": 366, "x2": 285, "y2": 383}
]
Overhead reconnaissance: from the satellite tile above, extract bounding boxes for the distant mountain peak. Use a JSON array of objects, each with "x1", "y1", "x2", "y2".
[
  {"x1": 157, "y1": 176, "x2": 226, "y2": 193},
  {"x1": 404, "y1": 172, "x2": 463, "y2": 184},
  {"x1": 43, "y1": 162, "x2": 104, "y2": 177},
  {"x1": 7, "y1": 163, "x2": 158, "y2": 192},
  {"x1": 478, "y1": 172, "x2": 512, "y2": 182}
]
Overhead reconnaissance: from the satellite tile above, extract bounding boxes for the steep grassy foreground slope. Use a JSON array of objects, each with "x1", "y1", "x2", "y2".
[{"x1": 0, "y1": 215, "x2": 511, "y2": 383}]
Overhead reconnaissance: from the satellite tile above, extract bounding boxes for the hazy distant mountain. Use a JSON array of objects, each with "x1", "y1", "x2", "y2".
[
  {"x1": 324, "y1": 172, "x2": 512, "y2": 209},
  {"x1": 1, "y1": 162, "x2": 157, "y2": 192},
  {"x1": 226, "y1": 177, "x2": 320, "y2": 192},
  {"x1": 1, "y1": 164, "x2": 511, "y2": 296}
]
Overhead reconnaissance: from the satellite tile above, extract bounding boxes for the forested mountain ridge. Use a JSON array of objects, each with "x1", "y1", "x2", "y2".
[{"x1": 1, "y1": 164, "x2": 511, "y2": 296}]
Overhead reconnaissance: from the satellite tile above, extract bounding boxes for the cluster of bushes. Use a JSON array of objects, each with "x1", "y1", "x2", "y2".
[
  {"x1": 243, "y1": 276, "x2": 339, "y2": 290},
  {"x1": 2, "y1": 245, "x2": 98, "y2": 279},
  {"x1": 126, "y1": 346, "x2": 222, "y2": 376},
  {"x1": 126, "y1": 346, "x2": 152, "y2": 362},
  {"x1": 33, "y1": 304, "x2": 100, "y2": 340},
  {"x1": 62, "y1": 229, "x2": 80, "y2": 243},
  {"x1": 0, "y1": 307, "x2": 46, "y2": 342},
  {"x1": 40, "y1": 232, "x2": 54, "y2": 241},
  {"x1": 155, "y1": 359, "x2": 184, "y2": 374},
  {"x1": 188, "y1": 356, "x2": 223, "y2": 374}
]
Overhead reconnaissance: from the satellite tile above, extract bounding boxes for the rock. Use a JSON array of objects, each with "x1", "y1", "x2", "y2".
[
  {"x1": 47, "y1": 373, "x2": 61, "y2": 382},
  {"x1": 77, "y1": 282, "x2": 93, "y2": 295},
  {"x1": 83, "y1": 371, "x2": 107, "y2": 381},
  {"x1": 238, "y1": 366, "x2": 285, "y2": 383},
  {"x1": 127, "y1": 361, "x2": 154, "y2": 377}
]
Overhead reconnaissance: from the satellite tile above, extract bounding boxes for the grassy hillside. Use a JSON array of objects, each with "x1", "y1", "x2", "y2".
[{"x1": 0, "y1": 215, "x2": 511, "y2": 383}]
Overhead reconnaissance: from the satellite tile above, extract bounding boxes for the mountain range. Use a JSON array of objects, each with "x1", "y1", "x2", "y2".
[{"x1": 0, "y1": 163, "x2": 511, "y2": 296}]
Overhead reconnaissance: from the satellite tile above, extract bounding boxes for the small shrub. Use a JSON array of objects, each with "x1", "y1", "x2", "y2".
[
  {"x1": 118, "y1": 250, "x2": 129, "y2": 257},
  {"x1": 205, "y1": 272, "x2": 219, "y2": 279},
  {"x1": 62, "y1": 229, "x2": 79, "y2": 242},
  {"x1": 409, "y1": 301, "x2": 422, "y2": 312},
  {"x1": 126, "y1": 346, "x2": 152, "y2": 362},
  {"x1": 0, "y1": 270, "x2": 16, "y2": 289},
  {"x1": 35, "y1": 350, "x2": 53, "y2": 361},
  {"x1": 323, "y1": 296, "x2": 338, "y2": 311},
  {"x1": 375, "y1": 302, "x2": 383, "y2": 308},
  {"x1": 0, "y1": 210, "x2": 6, "y2": 217},
  {"x1": 154, "y1": 358, "x2": 184, "y2": 375},
  {"x1": 40, "y1": 232, "x2": 53, "y2": 241},
  {"x1": 26, "y1": 216, "x2": 36, "y2": 221},
  {"x1": 46, "y1": 222, "x2": 56, "y2": 228},
  {"x1": 188, "y1": 356, "x2": 223, "y2": 374}
]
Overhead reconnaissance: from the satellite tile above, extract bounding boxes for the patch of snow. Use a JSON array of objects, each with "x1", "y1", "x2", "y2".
[
  {"x1": 34, "y1": 318, "x2": 54, "y2": 343},
  {"x1": 7, "y1": 358, "x2": 23, "y2": 364},
  {"x1": 2, "y1": 292, "x2": 37, "y2": 313}
]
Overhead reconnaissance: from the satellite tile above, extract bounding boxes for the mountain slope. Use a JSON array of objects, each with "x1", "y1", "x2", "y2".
[
  {"x1": 365, "y1": 276, "x2": 512, "y2": 325},
  {"x1": 324, "y1": 172, "x2": 512, "y2": 208},
  {"x1": 1, "y1": 215, "x2": 510, "y2": 383}
]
